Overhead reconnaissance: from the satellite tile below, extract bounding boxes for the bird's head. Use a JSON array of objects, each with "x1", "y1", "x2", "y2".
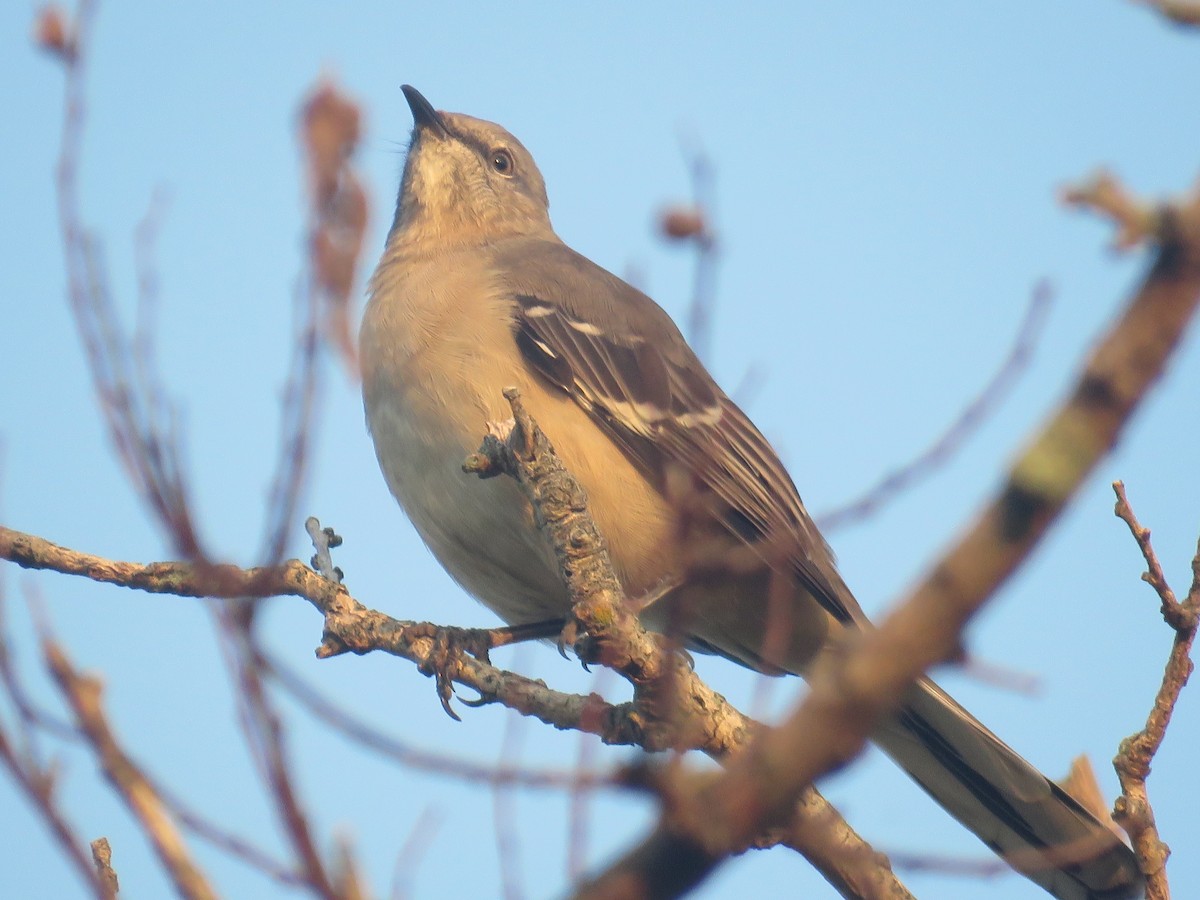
[{"x1": 389, "y1": 85, "x2": 552, "y2": 252}]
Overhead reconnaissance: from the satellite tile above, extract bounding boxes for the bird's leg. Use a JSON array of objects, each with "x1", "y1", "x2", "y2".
[
  {"x1": 624, "y1": 577, "x2": 683, "y2": 615},
  {"x1": 492, "y1": 618, "x2": 566, "y2": 646},
  {"x1": 408, "y1": 619, "x2": 565, "y2": 718},
  {"x1": 407, "y1": 623, "x2": 496, "y2": 719}
]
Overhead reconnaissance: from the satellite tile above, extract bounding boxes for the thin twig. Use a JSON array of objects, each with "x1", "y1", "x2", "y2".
[
  {"x1": 0, "y1": 696, "x2": 110, "y2": 899},
  {"x1": 574, "y1": 171, "x2": 1200, "y2": 900},
  {"x1": 493, "y1": 707, "x2": 529, "y2": 900},
  {"x1": 0, "y1": 523, "x2": 905, "y2": 898},
  {"x1": 89, "y1": 838, "x2": 120, "y2": 897},
  {"x1": 467, "y1": 389, "x2": 913, "y2": 899},
  {"x1": 566, "y1": 673, "x2": 611, "y2": 881},
  {"x1": 222, "y1": 621, "x2": 337, "y2": 898},
  {"x1": 1110, "y1": 481, "x2": 1198, "y2": 899},
  {"x1": 0, "y1": 571, "x2": 111, "y2": 898},
  {"x1": 50, "y1": 0, "x2": 202, "y2": 557},
  {"x1": 820, "y1": 281, "x2": 1052, "y2": 531},
  {"x1": 388, "y1": 806, "x2": 441, "y2": 900},
  {"x1": 265, "y1": 651, "x2": 606, "y2": 789},
  {"x1": 1113, "y1": 481, "x2": 1189, "y2": 628},
  {"x1": 0, "y1": 592, "x2": 75, "y2": 743},
  {"x1": 1062, "y1": 170, "x2": 1164, "y2": 252},
  {"x1": 42, "y1": 635, "x2": 217, "y2": 900},
  {"x1": 1133, "y1": 0, "x2": 1200, "y2": 26},
  {"x1": 156, "y1": 779, "x2": 304, "y2": 888}
]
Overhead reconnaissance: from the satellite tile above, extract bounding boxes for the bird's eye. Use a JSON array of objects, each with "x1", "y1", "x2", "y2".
[{"x1": 490, "y1": 148, "x2": 514, "y2": 175}]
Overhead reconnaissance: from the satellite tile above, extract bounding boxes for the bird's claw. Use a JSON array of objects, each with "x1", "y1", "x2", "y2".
[
  {"x1": 557, "y1": 620, "x2": 578, "y2": 660},
  {"x1": 559, "y1": 619, "x2": 598, "y2": 671},
  {"x1": 409, "y1": 624, "x2": 497, "y2": 720}
]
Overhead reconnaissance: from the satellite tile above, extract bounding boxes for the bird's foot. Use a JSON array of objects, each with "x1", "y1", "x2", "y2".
[
  {"x1": 410, "y1": 620, "x2": 566, "y2": 718},
  {"x1": 409, "y1": 624, "x2": 499, "y2": 720}
]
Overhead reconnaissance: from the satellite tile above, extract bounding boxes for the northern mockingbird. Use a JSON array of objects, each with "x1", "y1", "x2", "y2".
[{"x1": 360, "y1": 86, "x2": 1142, "y2": 900}]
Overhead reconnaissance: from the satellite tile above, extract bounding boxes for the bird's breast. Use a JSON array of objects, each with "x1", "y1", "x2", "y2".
[
  {"x1": 359, "y1": 251, "x2": 681, "y2": 627},
  {"x1": 360, "y1": 258, "x2": 571, "y2": 622}
]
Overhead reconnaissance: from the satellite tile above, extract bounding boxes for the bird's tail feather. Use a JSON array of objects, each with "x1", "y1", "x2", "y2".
[{"x1": 872, "y1": 678, "x2": 1144, "y2": 900}]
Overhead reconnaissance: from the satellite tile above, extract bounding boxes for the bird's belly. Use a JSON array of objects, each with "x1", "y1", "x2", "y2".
[
  {"x1": 362, "y1": 330, "x2": 685, "y2": 628},
  {"x1": 365, "y1": 387, "x2": 572, "y2": 624}
]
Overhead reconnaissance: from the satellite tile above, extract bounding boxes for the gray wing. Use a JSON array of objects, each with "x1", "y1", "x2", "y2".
[{"x1": 492, "y1": 237, "x2": 864, "y2": 627}]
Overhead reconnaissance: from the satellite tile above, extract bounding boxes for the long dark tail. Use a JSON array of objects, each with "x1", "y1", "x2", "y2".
[{"x1": 872, "y1": 678, "x2": 1144, "y2": 899}]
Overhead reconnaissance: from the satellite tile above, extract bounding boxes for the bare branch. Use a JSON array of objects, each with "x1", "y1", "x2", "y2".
[
  {"x1": 659, "y1": 137, "x2": 718, "y2": 362},
  {"x1": 1113, "y1": 481, "x2": 1191, "y2": 629},
  {"x1": 820, "y1": 281, "x2": 1052, "y2": 531},
  {"x1": 388, "y1": 807, "x2": 441, "y2": 900},
  {"x1": 574, "y1": 175, "x2": 1200, "y2": 899},
  {"x1": 89, "y1": 838, "x2": 120, "y2": 897},
  {"x1": 0, "y1": 579, "x2": 113, "y2": 899},
  {"x1": 493, "y1": 710, "x2": 529, "y2": 900},
  {"x1": 1062, "y1": 170, "x2": 1165, "y2": 251},
  {"x1": 0, "y1": 713, "x2": 112, "y2": 899},
  {"x1": 0, "y1": 524, "x2": 908, "y2": 897},
  {"x1": 217, "y1": 619, "x2": 337, "y2": 899},
  {"x1": 465, "y1": 390, "x2": 913, "y2": 899},
  {"x1": 567, "y1": 687, "x2": 607, "y2": 881},
  {"x1": 265, "y1": 651, "x2": 607, "y2": 789},
  {"x1": 0, "y1": 525, "x2": 292, "y2": 600},
  {"x1": 4, "y1": 590, "x2": 299, "y2": 891},
  {"x1": 160, "y1": 784, "x2": 303, "y2": 888},
  {"x1": 305, "y1": 517, "x2": 343, "y2": 584},
  {"x1": 464, "y1": 389, "x2": 745, "y2": 752},
  {"x1": 42, "y1": 636, "x2": 217, "y2": 900},
  {"x1": 330, "y1": 836, "x2": 367, "y2": 900},
  {"x1": 256, "y1": 272, "x2": 321, "y2": 568},
  {"x1": 258, "y1": 80, "x2": 369, "y2": 568},
  {"x1": 47, "y1": 0, "x2": 203, "y2": 557},
  {"x1": 0, "y1": 524, "x2": 637, "y2": 784},
  {"x1": 301, "y1": 79, "x2": 368, "y2": 377},
  {"x1": 1110, "y1": 481, "x2": 1199, "y2": 899},
  {"x1": 1132, "y1": 0, "x2": 1200, "y2": 26}
]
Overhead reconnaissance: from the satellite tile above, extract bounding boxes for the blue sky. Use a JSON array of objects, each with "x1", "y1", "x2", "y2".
[{"x1": 2, "y1": 3, "x2": 1199, "y2": 899}]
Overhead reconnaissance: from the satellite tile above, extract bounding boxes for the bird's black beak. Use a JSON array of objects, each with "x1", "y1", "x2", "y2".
[{"x1": 401, "y1": 85, "x2": 449, "y2": 138}]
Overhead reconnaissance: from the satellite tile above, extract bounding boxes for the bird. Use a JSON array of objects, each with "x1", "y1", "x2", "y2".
[{"x1": 359, "y1": 85, "x2": 1144, "y2": 900}]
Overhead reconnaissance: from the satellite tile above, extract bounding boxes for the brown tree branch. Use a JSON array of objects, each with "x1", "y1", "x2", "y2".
[
  {"x1": 464, "y1": 388, "x2": 749, "y2": 753},
  {"x1": 264, "y1": 650, "x2": 602, "y2": 790},
  {"x1": 464, "y1": 390, "x2": 912, "y2": 899},
  {"x1": 1062, "y1": 170, "x2": 1165, "y2": 251},
  {"x1": 301, "y1": 79, "x2": 368, "y2": 377},
  {"x1": 0, "y1": 514, "x2": 911, "y2": 898},
  {"x1": 0, "y1": 581, "x2": 115, "y2": 900},
  {"x1": 1110, "y1": 481, "x2": 1199, "y2": 900},
  {"x1": 573, "y1": 174, "x2": 1200, "y2": 899},
  {"x1": 0, "y1": 524, "x2": 655, "y2": 781},
  {"x1": 0, "y1": 719, "x2": 113, "y2": 899},
  {"x1": 819, "y1": 281, "x2": 1052, "y2": 531},
  {"x1": 159, "y1": 781, "x2": 304, "y2": 889},
  {"x1": 89, "y1": 838, "x2": 120, "y2": 897},
  {"x1": 42, "y1": 635, "x2": 217, "y2": 900},
  {"x1": 221, "y1": 622, "x2": 338, "y2": 899},
  {"x1": 260, "y1": 79, "x2": 368, "y2": 568},
  {"x1": 658, "y1": 136, "x2": 718, "y2": 362},
  {"x1": 48, "y1": 0, "x2": 204, "y2": 559},
  {"x1": 1133, "y1": 0, "x2": 1200, "y2": 26}
]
